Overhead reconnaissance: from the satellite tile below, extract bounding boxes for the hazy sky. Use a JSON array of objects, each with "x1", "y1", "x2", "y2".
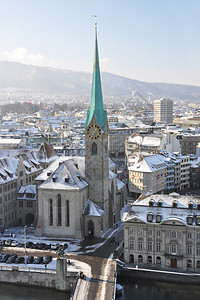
[{"x1": 0, "y1": 0, "x2": 200, "y2": 86}]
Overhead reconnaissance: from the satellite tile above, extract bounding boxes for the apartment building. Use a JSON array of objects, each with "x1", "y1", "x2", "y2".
[{"x1": 122, "y1": 194, "x2": 200, "y2": 272}]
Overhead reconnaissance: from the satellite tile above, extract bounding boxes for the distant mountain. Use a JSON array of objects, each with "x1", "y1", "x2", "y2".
[{"x1": 0, "y1": 60, "x2": 200, "y2": 101}]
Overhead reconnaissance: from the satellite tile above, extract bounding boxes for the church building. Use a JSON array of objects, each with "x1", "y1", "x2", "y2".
[{"x1": 36, "y1": 22, "x2": 126, "y2": 239}]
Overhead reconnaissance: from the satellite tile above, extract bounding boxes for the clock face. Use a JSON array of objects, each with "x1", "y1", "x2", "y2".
[{"x1": 87, "y1": 124, "x2": 102, "y2": 139}]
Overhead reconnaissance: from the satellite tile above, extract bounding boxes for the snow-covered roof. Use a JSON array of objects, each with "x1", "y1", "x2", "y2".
[
  {"x1": 82, "y1": 199, "x2": 105, "y2": 217},
  {"x1": 116, "y1": 178, "x2": 125, "y2": 190},
  {"x1": 38, "y1": 157, "x2": 88, "y2": 191},
  {"x1": 17, "y1": 185, "x2": 36, "y2": 200},
  {"x1": 129, "y1": 154, "x2": 167, "y2": 173},
  {"x1": 122, "y1": 194, "x2": 200, "y2": 227}
]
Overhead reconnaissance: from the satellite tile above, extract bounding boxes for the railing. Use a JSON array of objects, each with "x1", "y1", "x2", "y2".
[{"x1": 0, "y1": 265, "x2": 56, "y2": 274}]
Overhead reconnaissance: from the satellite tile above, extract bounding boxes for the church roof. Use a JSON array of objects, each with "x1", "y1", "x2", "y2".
[
  {"x1": 85, "y1": 25, "x2": 107, "y2": 131},
  {"x1": 82, "y1": 198, "x2": 105, "y2": 217}
]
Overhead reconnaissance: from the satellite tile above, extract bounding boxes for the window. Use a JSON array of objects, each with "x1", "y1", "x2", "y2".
[
  {"x1": 147, "y1": 213, "x2": 153, "y2": 222},
  {"x1": 49, "y1": 199, "x2": 53, "y2": 226},
  {"x1": 197, "y1": 245, "x2": 200, "y2": 256},
  {"x1": 138, "y1": 240, "x2": 143, "y2": 251},
  {"x1": 138, "y1": 255, "x2": 143, "y2": 263},
  {"x1": 147, "y1": 256, "x2": 152, "y2": 265},
  {"x1": 19, "y1": 201, "x2": 23, "y2": 208},
  {"x1": 147, "y1": 229, "x2": 152, "y2": 236},
  {"x1": 147, "y1": 241, "x2": 153, "y2": 251},
  {"x1": 19, "y1": 171, "x2": 23, "y2": 177},
  {"x1": 129, "y1": 228, "x2": 134, "y2": 235},
  {"x1": 137, "y1": 229, "x2": 143, "y2": 236},
  {"x1": 66, "y1": 200, "x2": 70, "y2": 227},
  {"x1": 156, "y1": 242, "x2": 161, "y2": 252},
  {"x1": 187, "y1": 259, "x2": 192, "y2": 268},
  {"x1": 196, "y1": 216, "x2": 200, "y2": 226},
  {"x1": 187, "y1": 216, "x2": 193, "y2": 225},
  {"x1": 158, "y1": 200, "x2": 163, "y2": 207},
  {"x1": 57, "y1": 194, "x2": 62, "y2": 226},
  {"x1": 171, "y1": 244, "x2": 177, "y2": 254},
  {"x1": 187, "y1": 232, "x2": 192, "y2": 239},
  {"x1": 188, "y1": 202, "x2": 193, "y2": 209},
  {"x1": 172, "y1": 200, "x2": 178, "y2": 208},
  {"x1": 196, "y1": 260, "x2": 200, "y2": 268},
  {"x1": 27, "y1": 201, "x2": 33, "y2": 208},
  {"x1": 187, "y1": 244, "x2": 192, "y2": 255},
  {"x1": 0, "y1": 187, "x2": 2, "y2": 193},
  {"x1": 149, "y1": 200, "x2": 154, "y2": 207},
  {"x1": 156, "y1": 229, "x2": 161, "y2": 237},
  {"x1": 92, "y1": 142, "x2": 97, "y2": 155},
  {"x1": 4, "y1": 186, "x2": 7, "y2": 192},
  {"x1": 156, "y1": 214, "x2": 162, "y2": 223},
  {"x1": 129, "y1": 254, "x2": 134, "y2": 263},
  {"x1": 171, "y1": 231, "x2": 177, "y2": 238},
  {"x1": 129, "y1": 238, "x2": 134, "y2": 250},
  {"x1": 156, "y1": 256, "x2": 161, "y2": 265},
  {"x1": 197, "y1": 233, "x2": 200, "y2": 240}
]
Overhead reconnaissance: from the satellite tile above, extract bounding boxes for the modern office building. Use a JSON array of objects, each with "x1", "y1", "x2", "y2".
[{"x1": 154, "y1": 98, "x2": 173, "y2": 124}]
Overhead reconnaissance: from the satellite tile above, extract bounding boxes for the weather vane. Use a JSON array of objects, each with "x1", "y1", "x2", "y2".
[{"x1": 93, "y1": 15, "x2": 97, "y2": 28}]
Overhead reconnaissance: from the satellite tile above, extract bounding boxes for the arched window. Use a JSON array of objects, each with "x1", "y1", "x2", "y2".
[
  {"x1": 49, "y1": 199, "x2": 53, "y2": 226},
  {"x1": 196, "y1": 260, "x2": 200, "y2": 268},
  {"x1": 138, "y1": 255, "x2": 143, "y2": 263},
  {"x1": 187, "y1": 259, "x2": 192, "y2": 268},
  {"x1": 92, "y1": 142, "x2": 97, "y2": 155},
  {"x1": 57, "y1": 194, "x2": 61, "y2": 226},
  {"x1": 172, "y1": 200, "x2": 178, "y2": 208},
  {"x1": 156, "y1": 213, "x2": 162, "y2": 223},
  {"x1": 147, "y1": 256, "x2": 152, "y2": 265},
  {"x1": 156, "y1": 256, "x2": 161, "y2": 265},
  {"x1": 147, "y1": 212, "x2": 153, "y2": 222},
  {"x1": 129, "y1": 254, "x2": 134, "y2": 263},
  {"x1": 187, "y1": 215, "x2": 193, "y2": 225}
]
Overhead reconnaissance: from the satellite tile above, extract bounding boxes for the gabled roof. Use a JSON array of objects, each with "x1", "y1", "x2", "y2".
[{"x1": 82, "y1": 198, "x2": 105, "y2": 217}]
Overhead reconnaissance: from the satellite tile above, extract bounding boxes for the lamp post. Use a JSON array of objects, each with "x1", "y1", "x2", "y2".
[{"x1": 24, "y1": 226, "x2": 27, "y2": 265}]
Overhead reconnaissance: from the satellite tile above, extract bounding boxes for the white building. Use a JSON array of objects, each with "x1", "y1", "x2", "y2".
[
  {"x1": 154, "y1": 98, "x2": 173, "y2": 124},
  {"x1": 122, "y1": 194, "x2": 200, "y2": 272}
]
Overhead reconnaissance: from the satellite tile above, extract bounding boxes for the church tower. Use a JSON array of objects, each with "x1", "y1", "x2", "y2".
[{"x1": 85, "y1": 20, "x2": 110, "y2": 231}]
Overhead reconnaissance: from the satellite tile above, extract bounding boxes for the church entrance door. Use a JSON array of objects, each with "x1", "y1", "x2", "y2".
[{"x1": 88, "y1": 220, "x2": 94, "y2": 236}]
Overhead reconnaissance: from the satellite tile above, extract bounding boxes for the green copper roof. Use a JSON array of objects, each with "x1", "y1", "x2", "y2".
[{"x1": 85, "y1": 27, "x2": 107, "y2": 131}]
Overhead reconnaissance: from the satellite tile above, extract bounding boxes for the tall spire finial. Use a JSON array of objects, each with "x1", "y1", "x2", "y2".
[{"x1": 93, "y1": 15, "x2": 97, "y2": 28}]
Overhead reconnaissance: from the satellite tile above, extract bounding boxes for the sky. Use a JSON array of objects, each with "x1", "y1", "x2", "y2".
[{"x1": 0, "y1": 0, "x2": 200, "y2": 86}]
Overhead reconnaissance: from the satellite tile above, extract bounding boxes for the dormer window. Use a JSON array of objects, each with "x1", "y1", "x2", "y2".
[
  {"x1": 172, "y1": 200, "x2": 178, "y2": 208},
  {"x1": 156, "y1": 213, "x2": 162, "y2": 223},
  {"x1": 147, "y1": 212, "x2": 153, "y2": 222},
  {"x1": 149, "y1": 200, "x2": 154, "y2": 207},
  {"x1": 188, "y1": 201, "x2": 193, "y2": 209},
  {"x1": 187, "y1": 215, "x2": 193, "y2": 225},
  {"x1": 158, "y1": 200, "x2": 163, "y2": 207},
  {"x1": 197, "y1": 203, "x2": 200, "y2": 210},
  {"x1": 65, "y1": 176, "x2": 69, "y2": 183},
  {"x1": 52, "y1": 175, "x2": 57, "y2": 182},
  {"x1": 47, "y1": 171, "x2": 52, "y2": 176},
  {"x1": 196, "y1": 216, "x2": 200, "y2": 226}
]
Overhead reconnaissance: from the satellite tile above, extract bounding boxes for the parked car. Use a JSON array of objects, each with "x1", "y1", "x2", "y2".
[
  {"x1": 3, "y1": 232, "x2": 12, "y2": 237},
  {"x1": 51, "y1": 243, "x2": 59, "y2": 250},
  {"x1": 43, "y1": 255, "x2": 52, "y2": 264},
  {"x1": 0, "y1": 253, "x2": 10, "y2": 262},
  {"x1": 7, "y1": 254, "x2": 17, "y2": 264},
  {"x1": 11, "y1": 241, "x2": 19, "y2": 247},
  {"x1": 26, "y1": 256, "x2": 34, "y2": 264},
  {"x1": 26, "y1": 241, "x2": 33, "y2": 248},
  {"x1": 44, "y1": 244, "x2": 51, "y2": 250},
  {"x1": 5, "y1": 240, "x2": 13, "y2": 246},
  {"x1": 17, "y1": 243, "x2": 24, "y2": 248},
  {"x1": 38, "y1": 243, "x2": 46, "y2": 250},
  {"x1": 0, "y1": 240, "x2": 5, "y2": 246},
  {"x1": 15, "y1": 256, "x2": 24, "y2": 264},
  {"x1": 34, "y1": 256, "x2": 43, "y2": 264}
]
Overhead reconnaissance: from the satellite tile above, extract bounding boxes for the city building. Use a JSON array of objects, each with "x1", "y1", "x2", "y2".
[
  {"x1": 36, "y1": 24, "x2": 125, "y2": 239},
  {"x1": 122, "y1": 194, "x2": 200, "y2": 272},
  {"x1": 154, "y1": 98, "x2": 173, "y2": 124}
]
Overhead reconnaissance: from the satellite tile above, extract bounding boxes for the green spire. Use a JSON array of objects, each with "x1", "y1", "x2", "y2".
[{"x1": 85, "y1": 23, "x2": 107, "y2": 131}]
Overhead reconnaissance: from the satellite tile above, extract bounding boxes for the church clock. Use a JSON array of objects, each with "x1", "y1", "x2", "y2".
[{"x1": 87, "y1": 124, "x2": 102, "y2": 140}]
